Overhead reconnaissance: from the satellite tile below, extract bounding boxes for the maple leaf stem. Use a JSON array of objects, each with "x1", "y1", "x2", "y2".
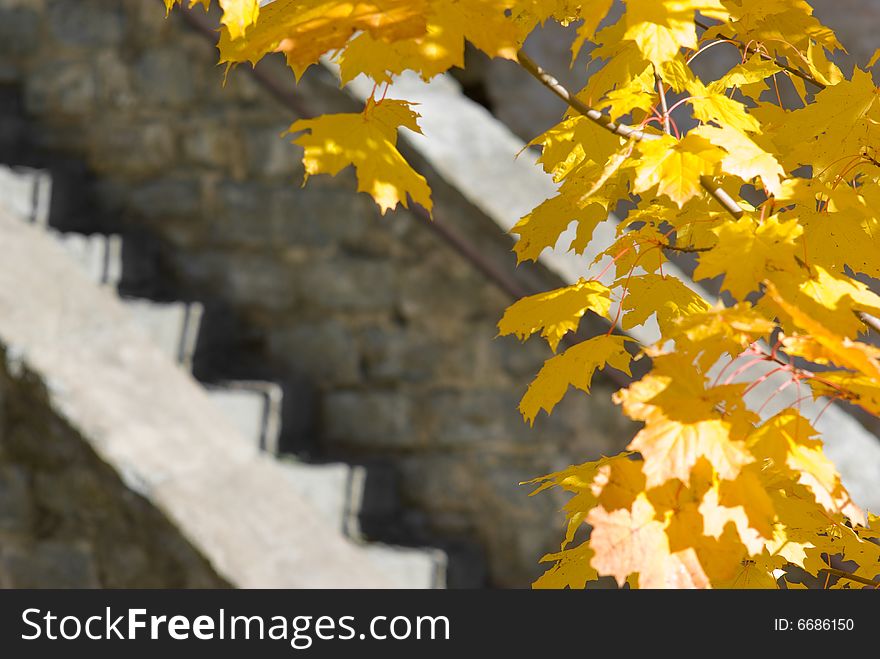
[
  {"x1": 693, "y1": 18, "x2": 826, "y2": 91},
  {"x1": 821, "y1": 567, "x2": 880, "y2": 588},
  {"x1": 515, "y1": 50, "x2": 747, "y2": 220}
]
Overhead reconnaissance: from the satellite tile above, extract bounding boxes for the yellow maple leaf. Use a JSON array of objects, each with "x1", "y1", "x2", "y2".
[
  {"x1": 532, "y1": 115, "x2": 628, "y2": 183},
  {"x1": 287, "y1": 99, "x2": 432, "y2": 214},
  {"x1": 630, "y1": 416, "x2": 753, "y2": 487},
  {"x1": 532, "y1": 541, "x2": 599, "y2": 589},
  {"x1": 671, "y1": 303, "x2": 775, "y2": 371},
  {"x1": 166, "y1": 1, "x2": 258, "y2": 40},
  {"x1": 590, "y1": 456, "x2": 646, "y2": 512},
  {"x1": 620, "y1": 273, "x2": 711, "y2": 336},
  {"x1": 588, "y1": 494, "x2": 710, "y2": 588},
  {"x1": 798, "y1": 207, "x2": 880, "y2": 280},
  {"x1": 218, "y1": 0, "x2": 429, "y2": 80},
  {"x1": 711, "y1": 555, "x2": 778, "y2": 589},
  {"x1": 708, "y1": 55, "x2": 784, "y2": 95},
  {"x1": 687, "y1": 79, "x2": 761, "y2": 133},
  {"x1": 623, "y1": 0, "x2": 727, "y2": 65},
  {"x1": 749, "y1": 409, "x2": 865, "y2": 525},
  {"x1": 614, "y1": 352, "x2": 751, "y2": 423},
  {"x1": 699, "y1": 468, "x2": 776, "y2": 556},
  {"x1": 511, "y1": 195, "x2": 608, "y2": 263},
  {"x1": 615, "y1": 355, "x2": 754, "y2": 486},
  {"x1": 693, "y1": 215, "x2": 802, "y2": 299},
  {"x1": 569, "y1": 0, "x2": 615, "y2": 61},
  {"x1": 632, "y1": 133, "x2": 724, "y2": 208},
  {"x1": 578, "y1": 21, "x2": 650, "y2": 106},
  {"x1": 692, "y1": 124, "x2": 785, "y2": 196},
  {"x1": 497, "y1": 279, "x2": 612, "y2": 352},
  {"x1": 770, "y1": 266, "x2": 880, "y2": 339},
  {"x1": 764, "y1": 68, "x2": 879, "y2": 172},
  {"x1": 809, "y1": 371, "x2": 880, "y2": 420},
  {"x1": 765, "y1": 281, "x2": 880, "y2": 381},
  {"x1": 598, "y1": 68, "x2": 657, "y2": 121},
  {"x1": 519, "y1": 334, "x2": 634, "y2": 424},
  {"x1": 527, "y1": 453, "x2": 636, "y2": 554},
  {"x1": 337, "y1": 0, "x2": 526, "y2": 83},
  {"x1": 596, "y1": 223, "x2": 668, "y2": 279}
]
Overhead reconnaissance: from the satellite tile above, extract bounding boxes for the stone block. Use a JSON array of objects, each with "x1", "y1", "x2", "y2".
[
  {"x1": 358, "y1": 326, "x2": 435, "y2": 383},
  {"x1": 89, "y1": 123, "x2": 176, "y2": 178},
  {"x1": 396, "y1": 261, "x2": 491, "y2": 323},
  {"x1": 397, "y1": 455, "x2": 476, "y2": 511},
  {"x1": 425, "y1": 389, "x2": 533, "y2": 446},
  {"x1": 358, "y1": 543, "x2": 446, "y2": 589},
  {"x1": 0, "y1": 464, "x2": 31, "y2": 533},
  {"x1": 183, "y1": 121, "x2": 241, "y2": 170},
  {"x1": 128, "y1": 177, "x2": 201, "y2": 222},
  {"x1": 133, "y1": 48, "x2": 196, "y2": 108},
  {"x1": 298, "y1": 257, "x2": 394, "y2": 313},
  {"x1": 1, "y1": 540, "x2": 99, "y2": 588},
  {"x1": 492, "y1": 332, "x2": 550, "y2": 379},
  {"x1": 25, "y1": 59, "x2": 96, "y2": 117},
  {"x1": 267, "y1": 320, "x2": 360, "y2": 384},
  {"x1": 242, "y1": 124, "x2": 305, "y2": 180},
  {"x1": 270, "y1": 186, "x2": 373, "y2": 248},
  {"x1": 322, "y1": 390, "x2": 416, "y2": 447},
  {"x1": 0, "y1": 6, "x2": 39, "y2": 56},
  {"x1": 93, "y1": 50, "x2": 136, "y2": 110},
  {"x1": 47, "y1": 0, "x2": 124, "y2": 47},
  {"x1": 209, "y1": 180, "x2": 274, "y2": 247},
  {"x1": 31, "y1": 467, "x2": 107, "y2": 534}
]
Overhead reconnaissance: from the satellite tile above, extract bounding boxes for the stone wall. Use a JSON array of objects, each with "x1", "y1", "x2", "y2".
[
  {"x1": 0, "y1": 348, "x2": 226, "y2": 588},
  {"x1": 0, "y1": 0, "x2": 637, "y2": 587}
]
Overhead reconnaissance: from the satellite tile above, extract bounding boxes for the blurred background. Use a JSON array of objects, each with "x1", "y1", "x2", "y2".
[{"x1": 0, "y1": 0, "x2": 876, "y2": 589}]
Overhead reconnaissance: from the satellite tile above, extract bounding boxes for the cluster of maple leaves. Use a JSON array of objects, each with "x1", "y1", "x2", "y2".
[{"x1": 165, "y1": 0, "x2": 880, "y2": 588}]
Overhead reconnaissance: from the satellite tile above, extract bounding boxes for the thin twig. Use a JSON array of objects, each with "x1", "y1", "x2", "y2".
[
  {"x1": 654, "y1": 66, "x2": 671, "y2": 135},
  {"x1": 658, "y1": 242, "x2": 711, "y2": 253},
  {"x1": 515, "y1": 50, "x2": 746, "y2": 220},
  {"x1": 822, "y1": 567, "x2": 880, "y2": 588},
  {"x1": 694, "y1": 18, "x2": 826, "y2": 91}
]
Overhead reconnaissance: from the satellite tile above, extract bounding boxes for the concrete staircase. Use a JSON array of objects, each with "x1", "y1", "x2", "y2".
[{"x1": 0, "y1": 163, "x2": 448, "y2": 588}]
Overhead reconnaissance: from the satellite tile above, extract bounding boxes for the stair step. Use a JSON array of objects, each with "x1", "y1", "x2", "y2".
[
  {"x1": 120, "y1": 298, "x2": 203, "y2": 369},
  {"x1": 275, "y1": 458, "x2": 402, "y2": 538},
  {"x1": 358, "y1": 543, "x2": 447, "y2": 589},
  {"x1": 205, "y1": 381, "x2": 283, "y2": 453},
  {"x1": 276, "y1": 460, "x2": 358, "y2": 535},
  {"x1": 51, "y1": 231, "x2": 123, "y2": 288},
  {"x1": 0, "y1": 165, "x2": 51, "y2": 226},
  {"x1": 0, "y1": 166, "x2": 450, "y2": 588}
]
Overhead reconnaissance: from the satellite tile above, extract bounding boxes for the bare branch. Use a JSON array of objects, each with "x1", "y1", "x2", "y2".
[
  {"x1": 515, "y1": 50, "x2": 662, "y2": 143},
  {"x1": 821, "y1": 567, "x2": 880, "y2": 588},
  {"x1": 515, "y1": 50, "x2": 746, "y2": 220},
  {"x1": 858, "y1": 311, "x2": 880, "y2": 335}
]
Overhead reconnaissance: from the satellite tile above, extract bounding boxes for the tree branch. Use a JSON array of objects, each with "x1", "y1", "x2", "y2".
[
  {"x1": 821, "y1": 567, "x2": 880, "y2": 588},
  {"x1": 516, "y1": 50, "x2": 663, "y2": 143},
  {"x1": 693, "y1": 18, "x2": 827, "y2": 91},
  {"x1": 515, "y1": 50, "x2": 746, "y2": 220},
  {"x1": 858, "y1": 311, "x2": 880, "y2": 335},
  {"x1": 654, "y1": 66, "x2": 671, "y2": 135},
  {"x1": 659, "y1": 242, "x2": 712, "y2": 253}
]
